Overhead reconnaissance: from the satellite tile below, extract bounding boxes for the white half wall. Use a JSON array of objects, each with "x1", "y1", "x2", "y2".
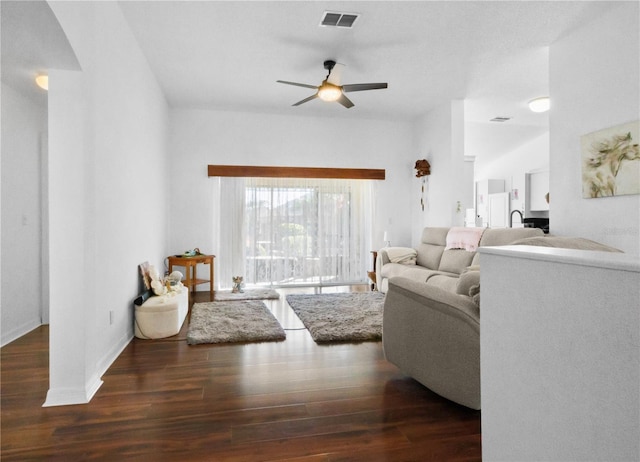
[
  {"x1": 481, "y1": 246, "x2": 640, "y2": 461},
  {"x1": 1, "y1": 83, "x2": 47, "y2": 346},
  {"x1": 549, "y1": 2, "x2": 640, "y2": 255},
  {"x1": 167, "y1": 109, "x2": 415, "y2": 276}
]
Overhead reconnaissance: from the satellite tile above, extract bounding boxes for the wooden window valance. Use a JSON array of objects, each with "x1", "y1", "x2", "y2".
[{"x1": 207, "y1": 165, "x2": 385, "y2": 180}]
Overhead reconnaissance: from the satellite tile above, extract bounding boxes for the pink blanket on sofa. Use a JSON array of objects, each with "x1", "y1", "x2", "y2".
[{"x1": 445, "y1": 227, "x2": 485, "y2": 251}]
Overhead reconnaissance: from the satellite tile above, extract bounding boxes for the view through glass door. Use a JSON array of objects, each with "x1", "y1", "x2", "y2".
[{"x1": 244, "y1": 178, "x2": 371, "y2": 287}]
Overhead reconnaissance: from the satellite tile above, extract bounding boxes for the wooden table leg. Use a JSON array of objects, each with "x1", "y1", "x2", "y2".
[
  {"x1": 186, "y1": 261, "x2": 193, "y2": 293},
  {"x1": 209, "y1": 257, "x2": 214, "y2": 293}
]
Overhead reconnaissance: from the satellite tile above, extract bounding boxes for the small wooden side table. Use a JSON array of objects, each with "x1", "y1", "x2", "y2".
[{"x1": 167, "y1": 254, "x2": 215, "y2": 294}]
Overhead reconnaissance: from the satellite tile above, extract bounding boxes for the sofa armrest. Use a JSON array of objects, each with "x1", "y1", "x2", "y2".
[
  {"x1": 376, "y1": 247, "x2": 419, "y2": 290},
  {"x1": 383, "y1": 276, "x2": 480, "y2": 409},
  {"x1": 375, "y1": 249, "x2": 393, "y2": 289},
  {"x1": 377, "y1": 248, "x2": 392, "y2": 266}
]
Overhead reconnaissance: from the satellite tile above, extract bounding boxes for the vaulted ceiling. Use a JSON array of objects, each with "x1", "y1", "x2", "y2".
[
  {"x1": 117, "y1": 1, "x2": 612, "y2": 124},
  {"x1": 2, "y1": 1, "x2": 617, "y2": 159}
]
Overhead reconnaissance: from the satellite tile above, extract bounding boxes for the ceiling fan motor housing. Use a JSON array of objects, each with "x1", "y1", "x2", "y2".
[{"x1": 324, "y1": 60, "x2": 337, "y2": 72}]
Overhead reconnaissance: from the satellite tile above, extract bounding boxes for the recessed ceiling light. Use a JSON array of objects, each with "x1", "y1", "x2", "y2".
[
  {"x1": 528, "y1": 96, "x2": 550, "y2": 113},
  {"x1": 35, "y1": 74, "x2": 48, "y2": 91}
]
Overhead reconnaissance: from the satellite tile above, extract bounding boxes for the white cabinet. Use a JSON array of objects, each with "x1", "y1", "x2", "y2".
[
  {"x1": 475, "y1": 179, "x2": 504, "y2": 227},
  {"x1": 526, "y1": 170, "x2": 549, "y2": 211}
]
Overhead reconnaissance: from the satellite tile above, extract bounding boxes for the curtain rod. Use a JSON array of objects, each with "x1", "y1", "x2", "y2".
[{"x1": 207, "y1": 165, "x2": 385, "y2": 180}]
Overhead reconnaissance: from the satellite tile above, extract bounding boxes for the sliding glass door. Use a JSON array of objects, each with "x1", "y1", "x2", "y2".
[{"x1": 239, "y1": 178, "x2": 371, "y2": 287}]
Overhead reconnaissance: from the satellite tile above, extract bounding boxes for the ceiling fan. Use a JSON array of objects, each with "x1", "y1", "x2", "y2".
[{"x1": 277, "y1": 60, "x2": 388, "y2": 109}]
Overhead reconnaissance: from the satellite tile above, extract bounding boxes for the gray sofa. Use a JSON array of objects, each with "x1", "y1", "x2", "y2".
[
  {"x1": 380, "y1": 226, "x2": 544, "y2": 410},
  {"x1": 376, "y1": 227, "x2": 543, "y2": 293},
  {"x1": 381, "y1": 227, "x2": 623, "y2": 410}
]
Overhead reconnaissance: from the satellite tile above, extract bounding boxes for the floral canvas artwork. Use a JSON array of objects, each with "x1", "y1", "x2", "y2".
[{"x1": 581, "y1": 121, "x2": 640, "y2": 198}]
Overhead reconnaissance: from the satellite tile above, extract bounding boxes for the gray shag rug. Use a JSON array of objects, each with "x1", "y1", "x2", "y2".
[
  {"x1": 286, "y1": 292, "x2": 386, "y2": 343},
  {"x1": 214, "y1": 288, "x2": 280, "y2": 301},
  {"x1": 187, "y1": 300, "x2": 285, "y2": 345}
]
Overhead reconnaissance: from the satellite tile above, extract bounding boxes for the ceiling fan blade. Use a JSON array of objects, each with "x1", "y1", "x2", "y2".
[
  {"x1": 342, "y1": 83, "x2": 388, "y2": 92},
  {"x1": 292, "y1": 94, "x2": 318, "y2": 106},
  {"x1": 337, "y1": 93, "x2": 354, "y2": 109},
  {"x1": 277, "y1": 80, "x2": 318, "y2": 90},
  {"x1": 327, "y1": 63, "x2": 345, "y2": 86}
]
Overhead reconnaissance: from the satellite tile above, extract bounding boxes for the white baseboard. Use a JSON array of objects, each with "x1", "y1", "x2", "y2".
[
  {"x1": 1, "y1": 319, "x2": 43, "y2": 347},
  {"x1": 43, "y1": 377, "x2": 103, "y2": 407},
  {"x1": 42, "y1": 331, "x2": 133, "y2": 407},
  {"x1": 97, "y1": 330, "x2": 133, "y2": 379}
]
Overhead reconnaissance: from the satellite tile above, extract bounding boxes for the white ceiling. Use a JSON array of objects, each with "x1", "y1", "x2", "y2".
[
  {"x1": 0, "y1": 1, "x2": 80, "y2": 104},
  {"x1": 2, "y1": 1, "x2": 617, "y2": 159},
  {"x1": 117, "y1": 1, "x2": 612, "y2": 123}
]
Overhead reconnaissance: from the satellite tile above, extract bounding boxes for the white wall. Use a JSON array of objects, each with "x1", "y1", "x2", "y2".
[
  {"x1": 45, "y1": 1, "x2": 169, "y2": 405},
  {"x1": 411, "y1": 100, "x2": 474, "y2": 244},
  {"x1": 549, "y1": 2, "x2": 640, "y2": 255},
  {"x1": 1, "y1": 83, "x2": 47, "y2": 345},
  {"x1": 475, "y1": 131, "x2": 549, "y2": 219},
  {"x1": 167, "y1": 109, "x2": 415, "y2": 278}
]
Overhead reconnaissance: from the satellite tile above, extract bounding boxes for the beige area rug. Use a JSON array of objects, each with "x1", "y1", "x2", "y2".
[
  {"x1": 214, "y1": 288, "x2": 280, "y2": 301},
  {"x1": 286, "y1": 292, "x2": 386, "y2": 343},
  {"x1": 187, "y1": 300, "x2": 286, "y2": 345}
]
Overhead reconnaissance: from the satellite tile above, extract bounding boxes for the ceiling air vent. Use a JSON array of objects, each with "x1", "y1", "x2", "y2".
[
  {"x1": 490, "y1": 116, "x2": 512, "y2": 122},
  {"x1": 320, "y1": 11, "x2": 360, "y2": 28}
]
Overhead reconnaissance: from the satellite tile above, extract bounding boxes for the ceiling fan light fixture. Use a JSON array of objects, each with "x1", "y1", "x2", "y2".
[
  {"x1": 528, "y1": 96, "x2": 550, "y2": 113},
  {"x1": 317, "y1": 82, "x2": 342, "y2": 102},
  {"x1": 35, "y1": 74, "x2": 48, "y2": 91}
]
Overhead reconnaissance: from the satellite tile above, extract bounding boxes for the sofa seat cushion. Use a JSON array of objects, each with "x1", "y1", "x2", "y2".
[
  {"x1": 425, "y1": 274, "x2": 459, "y2": 293},
  {"x1": 381, "y1": 263, "x2": 452, "y2": 284}
]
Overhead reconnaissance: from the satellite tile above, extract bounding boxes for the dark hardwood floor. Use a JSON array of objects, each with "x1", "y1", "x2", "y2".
[{"x1": 1, "y1": 287, "x2": 481, "y2": 461}]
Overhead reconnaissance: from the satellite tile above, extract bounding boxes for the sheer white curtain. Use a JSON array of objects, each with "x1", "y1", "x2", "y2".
[
  {"x1": 218, "y1": 177, "x2": 372, "y2": 288},
  {"x1": 213, "y1": 177, "x2": 246, "y2": 289}
]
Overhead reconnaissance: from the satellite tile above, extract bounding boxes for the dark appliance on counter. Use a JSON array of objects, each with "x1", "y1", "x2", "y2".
[{"x1": 523, "y1": 217, "x2": 549, "y2": 234}]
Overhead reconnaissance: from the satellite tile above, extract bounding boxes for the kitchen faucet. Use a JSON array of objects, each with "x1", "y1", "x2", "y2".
[{"x1": 509, "y1": 209, "x2": 523, "y2": 228}]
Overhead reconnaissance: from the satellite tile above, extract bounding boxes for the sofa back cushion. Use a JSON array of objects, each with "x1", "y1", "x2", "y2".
[
  {"x1": 479, "y1": 227, "x2": 543, "y2": 246},
  {"x1": 416, "y1": 227, "x2": 450, "y2": 270},
  {"x1": 471, "y1": 227, "x2": 545, "y2": 266},
  {"x1": 510, "y1": 235, "x2": 623, "y2": 252},
  {"x1": 439, "y1": 249, "x2": 477, "y2": 274}
]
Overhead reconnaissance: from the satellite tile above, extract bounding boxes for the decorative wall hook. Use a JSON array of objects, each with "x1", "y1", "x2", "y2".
[
  {"x1": 415, "y1": 159, "x2": 431, "y2": 177},
  {"x1": 415, "y1": 159, "x2": 431, "y2": 211}
]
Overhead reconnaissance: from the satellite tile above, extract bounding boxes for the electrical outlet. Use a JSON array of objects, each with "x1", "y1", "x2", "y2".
[{"x1": 109, "y1": 310, "x2": 114, "y2": 325}]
